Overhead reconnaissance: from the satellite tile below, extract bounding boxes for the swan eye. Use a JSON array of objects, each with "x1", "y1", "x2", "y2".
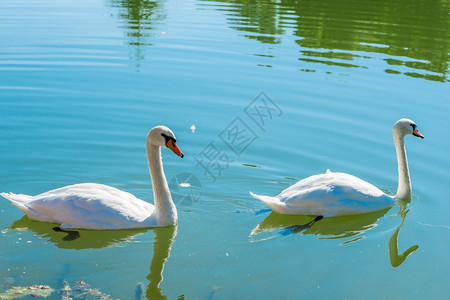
[
  {"x1": 161, "y1": 133, "x2": 176, "y2": 147},
  {"x1": 410, "y1": 124, "x2": 416, "y2": 131}
]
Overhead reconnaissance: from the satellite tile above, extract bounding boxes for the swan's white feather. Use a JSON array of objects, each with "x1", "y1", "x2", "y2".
[
  {"x1": 250, "y1": 170, "x2": 393, "y2": 217},
  {"x1": 2, "y1": 183, "x2": 156, "y2": 229}
]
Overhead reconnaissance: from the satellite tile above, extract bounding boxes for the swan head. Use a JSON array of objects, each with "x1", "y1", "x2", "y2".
[
  {"x1": 147, "y1": 126, "x2": 184, "y2": 158},
  {"x1": 393, "y1": 119, "x2": 424, "y2": 139}
]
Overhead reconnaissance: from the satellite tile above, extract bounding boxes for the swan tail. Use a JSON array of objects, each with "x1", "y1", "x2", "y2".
[
  {"x1": 1, "y1": 192, "x2": 40, "y2": 217},
  {"x1": 249, "y1": 191, "x2": 285, "y2": 213},
  {"x1": 249, "y1": 191, "x2": 277, "y2": 204},
  {"x1": 1, "y1": 192, "x2": 32, "y2": 205}
]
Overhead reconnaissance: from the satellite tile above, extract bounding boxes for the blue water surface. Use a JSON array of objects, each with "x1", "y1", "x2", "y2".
[{"x1": 0, "y1": 0, "x2": 449, "y2": 299}]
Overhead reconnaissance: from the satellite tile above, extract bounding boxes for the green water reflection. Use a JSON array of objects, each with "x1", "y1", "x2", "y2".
[
  {"x1": 108, "y1": 0, "x2": 449, "y2": 80},
  {"x1": 10, "y1": 218, "x2": 178, "y2": 298},
  {"x1": 252, "y1": 201, "x2": 418, "y2": 267},
  {"x1": 10, "y1": 217, "x2": 149, "y2": 249},
  {"x1": 146, "y1": 225, "x2": 177, "y2": 300},
  {"x1": 252, "y1": 208, "x2": 390, "y2": 240},
  {"x1": 200, "y1": 0, "x2": 449, "y2": 81},
  {"x1": 389, "y1": 200, "x2": 419, "y2": 268},
  {"x1": 109, "y1": 0, "x2": 165, "y2": 63}
]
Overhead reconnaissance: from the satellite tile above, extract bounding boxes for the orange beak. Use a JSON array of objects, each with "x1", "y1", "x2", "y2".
[
  {"x1": 413, "y1": 129, "x2": 424, "y2": 139},
  {"x1": 167, "y1": 139, "x2": 184, "y2": 158}
]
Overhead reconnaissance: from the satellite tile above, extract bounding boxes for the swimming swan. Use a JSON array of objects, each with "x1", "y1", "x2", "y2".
[
  {"x1": 1, "y1": 126, "x2": 184, "y2": 229},
  {"x1": 250, "y1": 119, "x2": 424, "y2": 217}
]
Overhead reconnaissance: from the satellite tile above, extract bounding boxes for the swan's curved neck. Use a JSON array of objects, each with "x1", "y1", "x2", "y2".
[
  {"x1": 147, "y1": 143, "x2": 177, "y2": 226},
  {"x1": 393, "y1": 132, "x2": 411, "y2": 199}
]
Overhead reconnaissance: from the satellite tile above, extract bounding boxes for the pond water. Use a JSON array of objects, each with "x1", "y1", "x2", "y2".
[{"x1": 0, "y1": 0, "x2": 449, "y2": 299}]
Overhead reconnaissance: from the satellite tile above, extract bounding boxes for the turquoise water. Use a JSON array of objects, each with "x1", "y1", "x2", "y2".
[{"x1": 1, "y1": 0, "x2": 449, "y2": 298}]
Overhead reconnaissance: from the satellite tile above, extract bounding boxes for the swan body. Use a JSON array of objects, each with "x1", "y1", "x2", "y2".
[
  {"x1": 1, "y1": 126, "x2": 184, "y2": 229},
  {"x1": 251, "y1": 170, "x2": 393, "y2": 217},
  {"x1": 2, "y1": 183, "x2": 157, "y2": 229},
  {"x1": 250, "y1": 119, "x2": 424, "y2": 217}
]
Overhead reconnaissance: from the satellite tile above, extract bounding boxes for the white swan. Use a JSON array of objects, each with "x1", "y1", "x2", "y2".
[
  {"x1": 1, "y1": 126, "x2": 184, "y2": 229},
  {"x1": 250, "y1": 119, "x2": 424, "y2": 217}
]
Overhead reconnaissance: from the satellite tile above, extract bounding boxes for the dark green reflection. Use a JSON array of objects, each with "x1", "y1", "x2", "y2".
[
  {"x1": 10, "y1": 218, "x2": 180, "y2": 298},
  {"x1": 199, "y1": 0, "x2": 285, "y2": 45},
  {"x1": 252, "y1": 207, "x2": 390, "y2": 241},
  {"x1": 10, "y1": 216, "x2": 148, "y2": 249},
  {"x1": 253, "y1": 201, "x2": 419, "y2": 267},
  {"x1": 109, "y1": 0, "x2": 166, "y2": 62},
  {"x1": 389, "y1": 200, "x2": 419, "y2": 268},
  {"x1": 202, "y1": 0, "x2": 449, "y2": 81},
  {"x1": 146, "y1": 225, "x2": 177, "y2": 300}
]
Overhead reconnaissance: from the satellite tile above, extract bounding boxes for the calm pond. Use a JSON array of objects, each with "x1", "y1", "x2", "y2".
[{"x1": 0, "y1": 0, "x2": 449, "y2": 299}]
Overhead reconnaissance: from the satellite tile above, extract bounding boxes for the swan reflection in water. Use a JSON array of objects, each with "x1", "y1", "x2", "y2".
[
  {"x1": 388, "y1": 200, "x2": 419, "y2": 268},
  {"x1": 144, "y1": 225, "x2": 177, "y2": 300},
  {"x1": 10, "y1": 216, "x2": 149, "y2": 249},
  {"x1": 251, "y1": 200, "x2": 418, "y2": 267},
  {"x1": 9, "y1": 218, "x2": 178, "y2": 298}
]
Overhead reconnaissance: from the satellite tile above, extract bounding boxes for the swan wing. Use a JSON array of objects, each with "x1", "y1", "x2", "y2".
[{"x1": 11, "y1": 183, "x2": 155, "y2": 229}]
